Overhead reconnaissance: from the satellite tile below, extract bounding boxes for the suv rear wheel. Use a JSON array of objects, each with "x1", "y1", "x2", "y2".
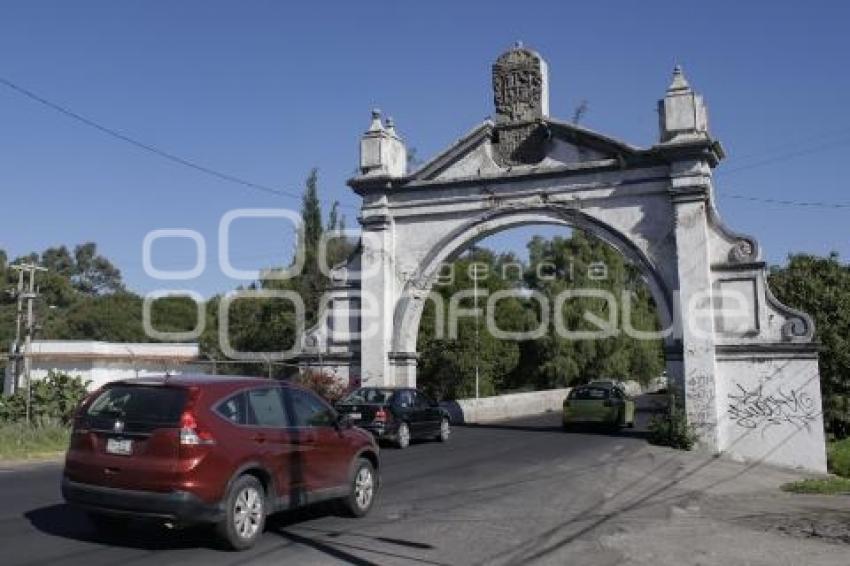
[
  {"x1": 216, "y1": 475, "x2": 266, "y2": 550},
  {"x1": 337, "y1": 458, "x2": 376, "y2": 517}
]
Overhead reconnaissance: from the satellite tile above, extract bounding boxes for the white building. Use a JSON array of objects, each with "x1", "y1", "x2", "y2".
[{"x1": 4, "y1": 340, "x2": 203, "y2": 393}]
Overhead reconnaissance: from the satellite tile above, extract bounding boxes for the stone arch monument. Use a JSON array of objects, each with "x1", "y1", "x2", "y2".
[{"x1": 301, "y1": 45, "x2": 826, "y2": 472}]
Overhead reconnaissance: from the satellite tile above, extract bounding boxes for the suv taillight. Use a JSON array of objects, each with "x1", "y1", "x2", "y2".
[
  {"x1": 374, "y1": 408, "x2": 388, "y2": 423},
  {"x1": 179, "y1": 410, "x2": 215, "y2": 445}
]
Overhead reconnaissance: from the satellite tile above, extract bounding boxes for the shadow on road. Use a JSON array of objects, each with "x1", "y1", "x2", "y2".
[
  {"x1": 24, "y1": 503, "x2": 216, "y2": 550},
  {"x1": 25, "y1": 502, "x2": 356, "y2": 553},
  {"x1": 25, "y1": 502, "x2": 441, "y2": 563},
  {"x1": 265, "y1": 506, "x2": 445, "y2": 565}
]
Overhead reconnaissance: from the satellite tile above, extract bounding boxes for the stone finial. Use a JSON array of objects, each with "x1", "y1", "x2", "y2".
[
  {"x1": 368, "y1": 108, "x2": 384, "y2": 132},
  {"x1": 492, "y1": 44, "x2": 549, "y2": 124},
  {"x1": 359, "y1": 109, "x2": 407, "y2": 178},
  {"x1": 658, "y1": 65, "x2": 709, "y2": 143},
  {"x1": 385, "y1": 117, "x2": 397, "y2": 136},
  {"x1": 667, "y1": 65, "x2": 690, "y2": 92}
]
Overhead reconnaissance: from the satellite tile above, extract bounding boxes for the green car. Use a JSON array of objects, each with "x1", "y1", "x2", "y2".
[{"x1": 562, "y1": 381, "x2": 635, "y2": 429}]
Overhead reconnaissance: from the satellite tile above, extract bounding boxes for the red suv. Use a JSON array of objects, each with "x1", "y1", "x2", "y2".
[{"x1": 61, "y1": 375, "x2": 380, "y2": 550}]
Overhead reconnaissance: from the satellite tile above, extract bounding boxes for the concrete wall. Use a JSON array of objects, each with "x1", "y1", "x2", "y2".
[
  {"x1": 4, "y1": 341, "x2": 201, "y2": 394},
  {"x1": 716, "y1": 354, "x2": 827, "y2": 472},
  {"x1": 442, "y1": 388, "x2": 571, "y2": 424},
  {"x1": 24, "y1": 362, "x2": 207, "y2": 391}
]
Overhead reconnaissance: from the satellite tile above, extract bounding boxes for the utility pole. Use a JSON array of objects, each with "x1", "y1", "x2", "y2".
[
  {"x1": 7, "y1": 268, "x2": 25, "y2": 395},
  {"x1": 9, "y1": 263, "x2": 47, "y2": 422},
  {"x1": 470, "y1": 246, "x2": 480, "y2": 400}
]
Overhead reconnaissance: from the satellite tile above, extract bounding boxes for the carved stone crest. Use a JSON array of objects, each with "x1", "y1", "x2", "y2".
[
  {"x1": 492, "y1": 122, "x2": 548, "y2": 167},
  {"x1": 492, "y1": 45, "x2": 548, "y2": 124},
  {"x1": 491, "y1": 45, "x2": 550, "y2": 167}
]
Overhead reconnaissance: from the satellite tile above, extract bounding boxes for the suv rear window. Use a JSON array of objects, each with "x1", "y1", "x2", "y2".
[
  {"x1": 86, "y1": 385, "x2": 187, "y2": 430},
  {"x1": 569, "y1": 387, "x2": 611, "y2": 400},
  {"x1": 342, "y1": 388, "x2": 394, "y2": 404}
]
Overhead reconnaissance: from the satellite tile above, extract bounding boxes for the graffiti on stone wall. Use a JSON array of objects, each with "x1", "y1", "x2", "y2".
[
  {"x1": 687, "y1": 370, "x2": 716, "y2": 435},
  {"x1": 727, "y1": 383, "x2": 819, "y2": 435}
]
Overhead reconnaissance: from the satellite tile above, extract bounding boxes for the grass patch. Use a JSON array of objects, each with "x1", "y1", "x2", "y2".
[
  {"x1": 782, "y1": 477, "x2": 850, "y2": 495},
  {"x1": 781, "y1": 438, "x2": 850, "y2": 495},
  {"x1": 827, "y1": 437, "x2": 850, "y2": 478},
  {"x1": 0, "y1": 422, "x2": 69, "y2": 461}
]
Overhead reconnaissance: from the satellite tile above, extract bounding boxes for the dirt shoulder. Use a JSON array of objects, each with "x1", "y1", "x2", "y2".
[{"x1": 576, "y1": 446, "x2": 850, "y2": 566}]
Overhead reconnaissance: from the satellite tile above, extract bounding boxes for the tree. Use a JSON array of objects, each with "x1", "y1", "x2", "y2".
[
  {"x1": 72, "y1": 242, "x2": 124, "y2": 295},
  {"x1": 301, "y1": 168, "x2": 323, "y2": 271},
  {"x1": 324, "y1": 200, "x2": 355, "y2": 269},
  {"x1": 55, "y1": 292, "x2": 145, "y2": 342},
  {"x1": 263, "y1": 169, "x2": 354, "y2": 328},
  {"x1": 416, "y1": 230, "x2": 666, "y2": 400},
  {"x1": 272, "y1": 168, "x2": 325, "y2": 327},
  {"x1": 327, "y1": 201, "x2": 340, "y2": 233},
  {"x1": 41, "y1": 246, "x2": 74, "y2": 277},
  {"x1": 417, "y1": 251, "x2": 526, "y2": 400},
  {"x1": 522, "y1": 230, "x2": 664, "y2": 388},
  {"x1": 769, "y1": 252, "x2": 850, "y2": 438}
]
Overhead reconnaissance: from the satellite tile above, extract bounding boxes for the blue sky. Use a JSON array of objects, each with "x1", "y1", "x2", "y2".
[{"x1": 1, "y1": 0, "x2": 848, "y2": 297}]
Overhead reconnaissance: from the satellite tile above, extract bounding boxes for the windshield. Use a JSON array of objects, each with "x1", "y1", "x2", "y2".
[{"x1": 341, "y1": 388, "x2": 395, "y2": 405}]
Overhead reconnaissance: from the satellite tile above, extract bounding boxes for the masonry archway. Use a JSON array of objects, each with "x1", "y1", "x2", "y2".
[{"x1": 302, "y1": 46, "x2": 827, "y2": 472}]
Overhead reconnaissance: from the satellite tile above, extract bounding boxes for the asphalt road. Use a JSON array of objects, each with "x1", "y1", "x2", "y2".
[
  {"x1": 3, "y1": 413, "x2": 845, "y2": 566},
  {"x1": 0, "y1": 413, "x2": 659, "y2": 565}
]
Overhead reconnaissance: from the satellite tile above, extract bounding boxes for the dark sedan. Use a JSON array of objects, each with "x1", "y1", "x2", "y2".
[{"x1": 336, "y1": 387, "x2": 450, "y2": 449}]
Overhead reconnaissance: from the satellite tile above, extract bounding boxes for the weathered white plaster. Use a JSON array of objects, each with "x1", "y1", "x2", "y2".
[
  {"x1": 716, "y1": 353, "x2": 827, "y2": 471},
  {"x1": 300, "y1": 48, "x2": 826, "y2": 472}
]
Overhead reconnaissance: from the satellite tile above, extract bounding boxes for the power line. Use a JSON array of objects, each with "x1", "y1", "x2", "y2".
[
  {"x1": 720, "y1": 192, "x2": 850, "y2": 209},
  {"x1": 716, "y1": 135, "x2": 850, "y2": 178},
  {"x1": 720, "y1": 124, "x2": 850, "y2": 165},
  {"x1": 711, "y1": 127, "x2": 850, "y2": 209},
  {"x1": 5, "y1": 74, "x2": 848, "y2": 212},
  {"x1": 0, "y1": 74, "x2": 359, "y2": 210}
]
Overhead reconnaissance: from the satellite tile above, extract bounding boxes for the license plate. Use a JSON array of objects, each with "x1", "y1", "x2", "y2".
[
  {"x1": 348, "y1": 412, "x2": 362, "y2": 420},
  {"x1": 106, "y1": 438, "x2": 132, "y2": 456}
]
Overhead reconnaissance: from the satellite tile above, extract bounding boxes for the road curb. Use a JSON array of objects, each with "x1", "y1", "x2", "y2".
[{"x1": 0, "y1": 452, "x2": 65, "y2": 470}]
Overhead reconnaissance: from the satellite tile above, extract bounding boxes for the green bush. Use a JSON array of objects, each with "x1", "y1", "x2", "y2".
[
  {"x1": 0, "y1": 370, "x2": 89, "y2": 425},
  {"x1": 648, "y1": 400, "x2": 697, "y2": 450},
  {"x1": 828, "y1": 438, "x2": 850, "y2": 478}
]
